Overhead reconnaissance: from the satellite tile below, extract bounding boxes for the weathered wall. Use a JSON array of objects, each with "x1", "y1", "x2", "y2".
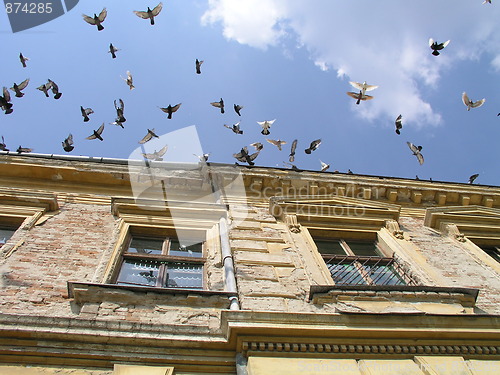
[
  {"x1": 399, "y1": 216, "x2": 500, "y2": 314},
  {"x1": 0, "y1": 202, "x2": 118, "y2": 317}
]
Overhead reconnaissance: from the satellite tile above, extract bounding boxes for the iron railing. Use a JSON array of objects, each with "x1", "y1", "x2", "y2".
[{"x1": 323, "y1": 255, "x2": 418, "y2": 286}]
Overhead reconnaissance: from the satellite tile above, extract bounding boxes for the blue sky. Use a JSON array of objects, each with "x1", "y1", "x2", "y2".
[{"x1": 1, "y1": 0, "x2": 499, "y2": 185}]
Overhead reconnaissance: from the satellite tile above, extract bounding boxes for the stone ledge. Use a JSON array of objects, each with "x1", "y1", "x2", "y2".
[
  {"x1": 68, "y1": 282, "x2": 236, "y2": 308},
  {"x1": 309, "y1": 285, "x2": 479, "y2": 307}
]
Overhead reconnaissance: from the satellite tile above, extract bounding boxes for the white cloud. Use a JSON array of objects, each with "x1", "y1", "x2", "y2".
[
  {"x1": 201, "y1": 0, "x2": 500, "y2": 127},
  {"x1": 201, "y1": 0, "x2": 288, "y2": 49}
]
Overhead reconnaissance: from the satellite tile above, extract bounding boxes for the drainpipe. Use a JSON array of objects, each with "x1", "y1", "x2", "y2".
[
  {"x1": 219, "y1": 216, "x2": 240, "y2": 310},
  {"x1": 208, "y1": 165, "x2": 240, "y2": 311}
]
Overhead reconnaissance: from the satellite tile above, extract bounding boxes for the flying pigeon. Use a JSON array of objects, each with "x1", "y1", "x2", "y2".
[
  {"x1": 0, "y1": 136, "x2": 8, "y2": 151},
  {"x1": 462, "y1": 92, "x2": 485, "y2": 111},
  {"x1": 483, "y1": 0, "x2": 492, "y2": 3},
  {"x1": 80, "y1": 106, "x2": 94, "y2": 122},
  {"x1": 142, "y1": 145, "x2": 168, "y2": 161},
  {"x1": 114, "y1": 99, "x2": 126, "y2": 123},
  {"x1": 108, "y1": 43, "x2": 120, "y2": 59},
  {"x1": 194, "y1": 153, "x2": 210, "y2": 162},
  {"x1": 159, "y1": 103, "x2": 181, "y2": 119},
  {"x1": 347, "y1": 90, "x2": 374, "y2": 105},
  {"x1": 289, "y1": 139, "x2": 297, "y2": 162},
  {"x1": 283, "y1": 162, "x2": 301, "y2": 171},
  {"x1": 469, "y1": 173, "x2": 479, "y2": 184},
  {"x1": 19, "y1": 53, "x2": 29, "y2": 68},
  {"x1": 224, "y1": 122, "x2": 243, "y2": 134},
  {"x1": 0, "y1": 87, "x2": 13, "y2": 114},
  {"x1": 234, "y1": 104, "x2": 243, "y2": 116},
  {"x1": 123, "y1": 71, "x2": 135, "y2": 90},
  {"x1": 110, "y1": 121, "x2": 125, "y2": 128},
  {"x1": 86, "y1": 123, "x2": 105, "y2": 141},
  {"x1": 10, "y1": 79, "x2": 29, "y2": 98},
  {"x1": 305, "y1": 139, "x2": 321, "y2": 154},
  {"x1": 211, "y1": 98, "x2": 225, "y2": 113},
  {"x1": 62, "y1": 134, "x2": 74, "y2": 152},
  {"x1": 429, "y1": 38, "x2": 450, "y2": 56},
  {"x1": 17, "y1": 146, "x2": 33, "y2": 153},
  {"x1": 395, "y1": 114, "x2": 403, "y2": 135},
  {"x1": 47, "y1": 79, "x2": 62, "y2": 99},
  {"x1": 195, "y1": 59, "x2": 203, "y2": 74},
  {"x1": 250, "y1": 142, "x2": 263, "y2": 151},
  {"x1": 320, "y1": 160, "x2": 330, "y2": 172},
  {"x1": 134, "y1": 3, "x2": 163, "y2": 25},
  {"x1": 233, "y1": 146, "x2": 259, "y2": 166},
  {"x1": 36, "y1": 82, "x2": 51, "y2": 97},
  {"x1": 139, "y1": 128, "x2": 159, "y2": 144},
  {"x1": 407, "y1": 141, "x2": 424, "y2": 165},
  {"x1": 82, "y1": 8, "x2": 107, "y2": 31},
  {"x1": 349, "y1": 81, "x2": 378, "y2": 96},
  {"x1": 257, "y1": 119, "x2": 275, "y2": 135},
  {"x1": 267, "y1": 139, "x2": 287, "y2": 151}
]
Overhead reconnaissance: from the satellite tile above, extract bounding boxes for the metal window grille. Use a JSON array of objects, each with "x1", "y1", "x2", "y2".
[{"x1": 323, "y1": 255, "x2": 418, "y2": 286}]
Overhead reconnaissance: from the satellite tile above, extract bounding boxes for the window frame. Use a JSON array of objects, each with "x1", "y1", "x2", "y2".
[
  {"x1": 313, "y1": 237, "x2": 416, "y2": 287},
  {"x1": 0, "y1": 225, "x2": 19, "y2": 248},
  {"x1": 114, "y1": 231, "x2": 207, "y2": 290}
]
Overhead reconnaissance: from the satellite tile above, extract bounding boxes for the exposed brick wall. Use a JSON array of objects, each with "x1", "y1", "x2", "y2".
[
  {"x1": 0, "y1": 202, "x2": 118, "y2": 317},
  {"x1": 399, "y1": 216, "x2": 500, "y2": 314}
]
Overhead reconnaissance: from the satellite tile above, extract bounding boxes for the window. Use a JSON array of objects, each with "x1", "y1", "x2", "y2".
[
  {"x1": 0, "y1": 226, "x2": 17, "y2": 248},
  {"x1": 315, "y1": 239, "x2": 416, "y2": 286},
  {"x1": 479, "y1": 245, "x2": 500, "y2": 263},
  {"x1": 115, "y1": 236, "x2": 205, "y2": 289}
]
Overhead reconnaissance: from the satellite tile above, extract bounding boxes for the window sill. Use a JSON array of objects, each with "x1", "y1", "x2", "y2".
[
  {"x1": 309, "y1": 285, "x2": 480, "y2": 313},
  {"x1": 68, "y1": 281, "x2": 237, "y2": 308}
]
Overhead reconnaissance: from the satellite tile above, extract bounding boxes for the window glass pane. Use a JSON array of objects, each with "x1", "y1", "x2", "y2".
[
  {"x1": 166, "y1": 263, "x2": 203, "y2": 289},
  {"x1": 169, "y1": 239, "x2": 203, "y2": 257},
  {"x1": 0, "y1": 228, "x2": 16, "y2": 246},
  {"x1": 128, "y1": 238, "x2": 163, "y2": 254},
  {"x1": 315, "y1": 240, "x2": 345, "y2": 255},
  {"x1": 364, "y1": 264, "x2": 406, "y2": 286},
  {"x1": 346, "y1": 241, "x2": 379, "y2": 256},
  {"x1": 327, "y1": 263, "x2": 367, "y2": 285},
  {"x1": 480, "y1": 246, "x2": 500, "y2": 263},
  {"x1": 117, "y1": 259, "x2": 159, "y2": 287}
]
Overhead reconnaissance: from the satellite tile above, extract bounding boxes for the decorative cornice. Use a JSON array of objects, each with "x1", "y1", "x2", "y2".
[
  {"x1": 241, "y1": 341, "x2": 500, "y2": 357},
  {"x1": 424, "y1": 206, "x2": 500, "y2": 244},
  {"x1": 270, "y1": 195, "x2": 400, "y2": 235},
  {"x1": 385, "y1": 219, "x2": 404, "y2": 239},
  {"x1": 0, "y1": 189, "x2": 58, "y2": 211}
]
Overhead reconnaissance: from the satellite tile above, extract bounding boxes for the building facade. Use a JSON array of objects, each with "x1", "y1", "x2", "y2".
[{"x1": 0, "y1": 152, "x2": 499, "y2": 374}]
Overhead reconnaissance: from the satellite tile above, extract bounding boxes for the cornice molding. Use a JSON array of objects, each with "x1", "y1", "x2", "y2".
[
  {"x1": 241, "y1": 341, "x2": 500, "y2": 358},
  {"x1": 270, "y1": 195, "x2": 400, "y2": 235},
  {"x1": 424, "y1": 206, "x2": 500, "y2": 244},
  {"x1": 0, "y1": 189, "x2": 58, "y2": 211}
]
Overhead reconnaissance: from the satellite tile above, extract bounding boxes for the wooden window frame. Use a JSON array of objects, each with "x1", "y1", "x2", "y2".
[
  {"x1": 314, "y1": 238, "x2": 416, "y2": 286},
  {"x1": 114, "y1": 232, "x2": 207, "y2": 290}
]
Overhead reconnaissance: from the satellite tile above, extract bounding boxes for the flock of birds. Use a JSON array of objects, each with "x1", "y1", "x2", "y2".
[{"x1": 0, "y1": 2, "x2": 497, "y2": 186}]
